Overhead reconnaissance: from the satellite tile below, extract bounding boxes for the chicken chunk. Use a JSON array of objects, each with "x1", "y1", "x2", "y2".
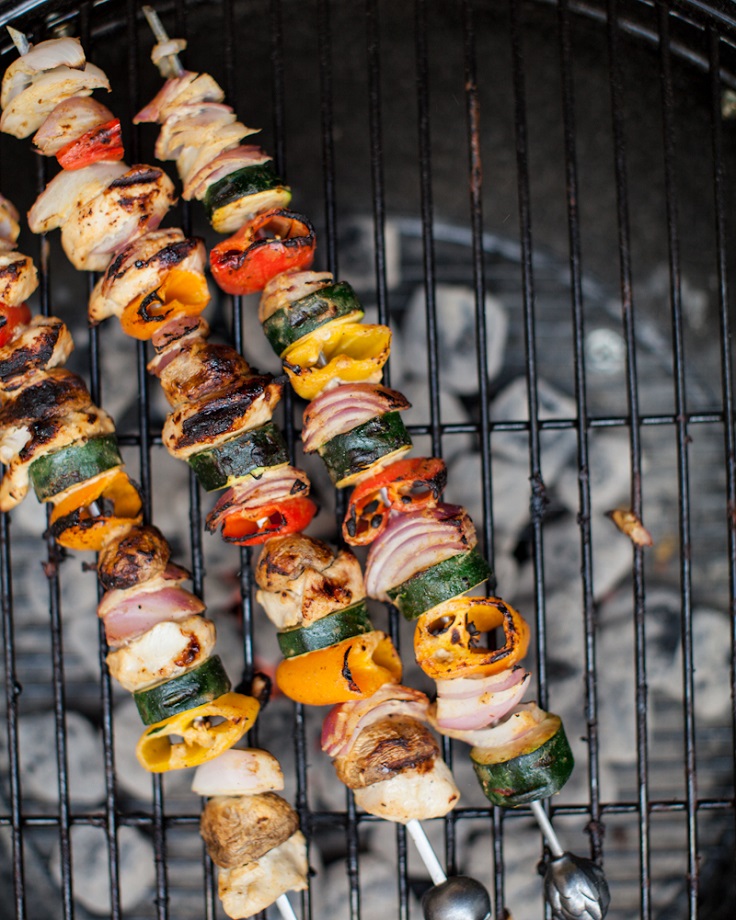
[
  {"x1": 33, "y1": 96, "x2": 115, "y2": 156},
  {"x1": 353, "y1": 758, "x2": 460, "y2": 823},
  {"x1": 0, "y1": 252, "x2": 38, "y2": 308},
  {"x1": 0, "y1": 317, "x2": 74, "y2": 389}
]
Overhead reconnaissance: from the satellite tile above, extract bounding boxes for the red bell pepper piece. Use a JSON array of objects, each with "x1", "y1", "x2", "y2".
[
  {"x1": 342, "y1": 457, "x2": 448, "y2": 546},
  {"x1": 56, "y1": 119, "x2": 125, "y2": 171},
  {"x1": 0, "y1": 301, "x2": 31, "y2": 348},
  {"x1": 215, "y1": 495, "x2": 318, "y2": 546},
  {"x1": 209, "y1": 208, "x2": 316, "y2": 296}
]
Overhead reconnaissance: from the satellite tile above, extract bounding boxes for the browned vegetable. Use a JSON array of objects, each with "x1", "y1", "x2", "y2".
[
  {"x1": 606, "y1": 508, "x2": 653, "y2": 547},
  {"x1": 97, "y1": 524, "x2": 171, "y2": 590},
  {"x1": 200, "y1": 792, "x2": 299, "y2": 869}
]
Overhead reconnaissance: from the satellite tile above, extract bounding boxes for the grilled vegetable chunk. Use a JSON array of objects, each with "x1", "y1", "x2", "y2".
[{"x1": 200, "y1": 793, "x2": 299, "y2": 869}]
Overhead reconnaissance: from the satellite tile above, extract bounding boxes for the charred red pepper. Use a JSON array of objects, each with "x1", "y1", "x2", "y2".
[
  {"x1": 207, "y1": 495, "x2": 317, "y2": 546},
  {"x1": 56, "y1": 119, "x2": 125, "y2": 170},
  {"x1": 342, "y1": 457, "x2": 447, "y2": 546},
  {"x1": 209, "y1": 208, "x2": 316, "y2": 296},
  {"x1": 0, "y1": 301, "x2": 31, "y2": 348}
]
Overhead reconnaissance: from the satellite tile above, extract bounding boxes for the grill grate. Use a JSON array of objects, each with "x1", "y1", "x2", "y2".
[{"x1": 0, "y1": 1, "x2": 735, "y2": 919}]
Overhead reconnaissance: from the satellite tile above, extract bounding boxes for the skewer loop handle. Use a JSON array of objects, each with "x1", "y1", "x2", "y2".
[{"x1": 421, "y1": 877, "x2": 492, "y2": 920}]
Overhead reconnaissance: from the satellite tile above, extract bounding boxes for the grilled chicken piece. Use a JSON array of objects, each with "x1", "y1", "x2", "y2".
[
  {"x1": 353, "y1": 758, "x2": 460, "y2": 823},
  {"x1": 0, "y1": 252, "x2": 39, "y2": 308},
  {"x1": 162, "y1": 373, "x2": 283, "y2": 460},
  {"x1": 334, "y1": 715, "x2": 440, "y2": 790},
  {"x1": 217, "y1": 831, "x2": 308, "y2": 920},
  {"x1": 97, "y1": 524, "x2": 172, "y2": 591},
  {"x1": 33, "y1": 96, "x2": 115, "y2": 155},
  {"x1": 0, "y1": 405, "x2": 114, "y2": 512},
  {"x1": 155, "y1": 102, "x2": 238, "y2": 161},
  {"x1": 105, "y1": 614, "x2": 216, "y2": 692},
  {"x1": 0, "y1": 63, "x2": 110, "y2": 139},
  {"x1": 255, "y1": 534, "x2": 365, "y2": 630},
  {"x1": 88, "y1": 229, "x2": 206, "y2": 324},
  {"x1": 0, "y1": 195, "x2": 21, "y2": 250},
  {"x1": 134, "y1": 72, "x2": 225, "y2": 124},
  {"x1": 28, "y1": 160, "x2": 128, "y2": 233},
  {"x1": 60, "y1": 165, "x2": 177, "y2": 271},
  {"x1": 157, "y1": 339, "x2": 252, "y2": 409},
  {"x1": 0, "y1": 37, "x2": 86, "y2": 109},
  {"x1": 147, "y1": 315, "x2": 211, "y2": 376},
  {"x1": 0, "y1": 317, "x2": 74, "y2": 390},
  {"x1": 201, "y1": 793, "x2": 299, "y2": 869},
  {"x1": 184, "y1": 144, "x2": 269, "y2": 201}
]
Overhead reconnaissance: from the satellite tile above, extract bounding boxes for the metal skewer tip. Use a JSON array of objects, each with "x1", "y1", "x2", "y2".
[
  {"x1": 276, "y1": 893, "x2": 298, "y2": 920},
  {"x1": 141, "y1": 6, "x2": 185, "y2": 78},
  {"x1": 7, "y1": 26, "x2": 31, "y2": 55}
]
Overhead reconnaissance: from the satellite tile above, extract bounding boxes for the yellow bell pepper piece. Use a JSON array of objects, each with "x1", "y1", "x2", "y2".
[
  {"x1": 135, "y1": 692, "x2": 260, "y2": 773},
  {"x1": 282, "y1": 322, "x2": 391, "y2": 400},
  {"x1": 49, "y1": 469, "x2": 143, "y2": 551},
  {"x1": 121, "y1": 268, "x2": 210, "y2": 341},
  {"x1": 414, "y1": 597, "x2": 531, "y2": 680},
  {"x1": 276, "y1": 630, "x2": 402, "y2": 706}
]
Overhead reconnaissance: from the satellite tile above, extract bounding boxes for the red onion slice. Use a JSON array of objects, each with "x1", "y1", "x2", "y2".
[
  {"x1": 434, "y1": 667, "x2": 531, "y2": 731},
  {"x1": 321, "y1": 683, "x2": 430, "y2": 759},
  {"x1": 302, "y1": 383, "x2": 410, "y2": 453},
  {"x1": 364, "y1": 504, "x2": 477, "y2": 601},
  {"x1": 206, "y1": 465, "x2": 310, "y2": 532},
  {"x1": 101, "y1": 585, "x2": 205, "y2": 648}
]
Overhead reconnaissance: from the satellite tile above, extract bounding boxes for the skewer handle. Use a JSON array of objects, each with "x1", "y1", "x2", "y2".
[
  {"x1": 141, "y1": 5, "x2": 185, "y2": 77},
  {"x1": 276, "y1": 893, "x2": 299, "y2": 920}
]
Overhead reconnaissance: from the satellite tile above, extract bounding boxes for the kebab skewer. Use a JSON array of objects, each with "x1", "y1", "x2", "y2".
[
  {"x1": 0, "y1": 26, "x2": 487, "y2": 920},
  {"x1": 0, "y1": 35, "x2": 311, "y2": 919},
  {"x1": 134, "y1": 13, "x2": 610, "y2": 919}
]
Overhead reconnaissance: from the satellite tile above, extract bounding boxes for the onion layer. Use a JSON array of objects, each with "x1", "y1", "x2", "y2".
[{"x1": 302, "y1": 383, "x2": 410, "y2": 454}]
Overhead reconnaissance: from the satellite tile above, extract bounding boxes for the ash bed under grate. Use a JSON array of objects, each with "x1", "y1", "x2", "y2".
[{"x1": 0, "y1": 2, "x2": 735, "y2": 919}]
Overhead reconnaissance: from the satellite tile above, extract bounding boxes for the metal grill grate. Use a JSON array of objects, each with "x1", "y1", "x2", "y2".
[{"x1": 0, "y1": 2, "x2": 735, "y2": 919}]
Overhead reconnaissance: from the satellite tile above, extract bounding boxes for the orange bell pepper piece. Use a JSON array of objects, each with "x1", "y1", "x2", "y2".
[
  {"x1": 414, "y1": 596, "x2": 530, "y2": 680},
  {"x1": 120, "y1": 268, "x2": 210, "y2": 340},
  {"x1": 49, "y1": 469, "x2": 143, "y2": 551},
  {"x1": 276, "y1": 630, "x2": 402, "y2": 706}
]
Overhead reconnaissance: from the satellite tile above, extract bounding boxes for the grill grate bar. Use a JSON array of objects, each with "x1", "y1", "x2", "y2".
[
  {"x1": 556, "y1": 0, "x2": 604, "y2": 871},
  {"x1": 606, "y1": 1, "x2": 652, "y2": 912},
  {"x1": 707, "y1": 26, "x2": 736, "y2": 851},
  {"x1": 657, "y1": 5, "x2": 699, "y2": 916}
]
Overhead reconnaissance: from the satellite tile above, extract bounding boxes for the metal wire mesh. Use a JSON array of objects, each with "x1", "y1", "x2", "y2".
[{"x1": 0, "y1": 1, "x2": 735, "y2": 919}]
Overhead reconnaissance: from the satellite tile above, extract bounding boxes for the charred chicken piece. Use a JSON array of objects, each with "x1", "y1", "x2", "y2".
[
  {"x1": 255, "y1": 533, "x2": 366, "y2": 630},
  {"x1": 0, "y1": 317, "x2": 74, "y2": 390},
  {"x1": 200, "y1": 792, "x2": 299, "y2": 869},
  {"x1": 0, "y1": 252, "x2": 37, "y2": 306},
  {"x1": 97, "y1": 524, "x2": 171, "y2": 591},
  {"x1": 157, "y1": 338, "x2": 252, "y2": 409}
]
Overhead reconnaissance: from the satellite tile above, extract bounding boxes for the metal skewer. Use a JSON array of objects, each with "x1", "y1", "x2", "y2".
[
  {"x1": 141, "y1": 5, "x2": 184, "y2": 78},
  {"x1": 7, "y1": 25, "x2": 31, "y2": 55},
  {"x1": 531, "y1": 800, "x2": 610, "y2": 920}
]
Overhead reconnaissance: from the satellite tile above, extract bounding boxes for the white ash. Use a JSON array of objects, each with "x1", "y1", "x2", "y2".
[
  {"x1": 50, "y1": 824, "x2": 155, "y2": 915},
  {"x1": 554, "y1": 429, "x2": 632, "y2": 516},
  {"x1": 397, "y1": 375, "x2": 474, "y2": 463},
  {"x1": 398, "y1": 284, "x2": 508, "y2": 394},
  {"x1": 0, "y1": 710, "x2": 107, "y2": 806},
  {"x1": 490, "y1": 377, "x2": 577, "y2": 483},
  {"x1": 333, "y1": 216, "x2": 402, "y2": 294}
]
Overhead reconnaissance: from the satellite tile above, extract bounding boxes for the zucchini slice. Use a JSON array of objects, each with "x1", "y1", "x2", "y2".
[
  {"x1": 204, "y1": 163, "x2": 292, "y2": 233},
  {"x1": 387, "y1": 546, "x2": 492, "y2": 620},
  {"x1": 29, "y1": 435, "x2": 122, "y2": 501},
  {"x1": 470, "y1": 709, "x2": 574, "y2": 808},
  {"x1": 318, "y1": 412, "x2": 412, "y2": 488},
  {"x1": 187, "y1": 422, "x2": 289, "y2": 492},
  {"x1": 134, "y1": 655, "x2": 231, "y2": 725},
  {"x1": 262, "y1": 281, "x2": 365, "y2": 356},
  {"x1": 277, "y1": 601, "x2": 373, "y2": 658}
]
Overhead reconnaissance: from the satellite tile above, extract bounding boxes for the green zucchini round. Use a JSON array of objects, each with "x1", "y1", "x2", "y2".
[
  {"x1": 387, "y1": 546, "x2": 492, "y2": 620},
  {"x1": 187, "y1": 422, "x2": 289, "y2": 492},
  {"x1": 470, "y1": 712, "x2": 574, "y2": 808},
  {"x1": 29, "y1": 435, "x2": 122, "y2": 501},
  {"x1": 134, "y1": 655, "x2": 231, "y2": 725},
  {"x1": 204, "y1": 163, "x2": 292, "y2": 233},
  {"x1": 318, "y1": 412, "x2": 412, "y2": 487},
  {"x1": 277, "y1": 602, "x2": 373, "y2": 658},
  {"x1": 262, "y1": 281, "x2": 365, "y2": 356}
]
